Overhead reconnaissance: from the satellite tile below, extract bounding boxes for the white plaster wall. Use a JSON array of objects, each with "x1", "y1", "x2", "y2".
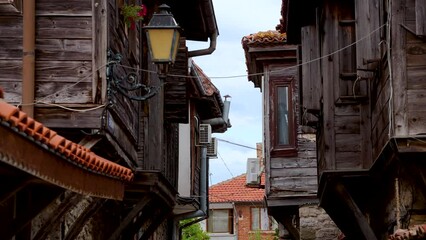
[{"x1": 178, "y1": 123, "x2": 191, "y2": 196}]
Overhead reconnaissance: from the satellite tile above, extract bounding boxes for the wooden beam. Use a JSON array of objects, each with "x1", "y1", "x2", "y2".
[
  {"x1": 32, "y1": 192, "x2": 82, "y2": 240},
  {"x1": 334, "y1": 182, "x2": 377, "y2": 240},
  {"x1": 107, "y1": 195, "x2": 151, "y2": 240},
  {"x1": 64, "y1": 198, "x2": 107, "y2": 240},
  {"x1": 138, "y1": 208, "x2": 171, "y2": 240},
  {"x1": 78, "y1": 135, "x2": 103, "y2": 149},
  {"x1": 282, "y1": 215, "x2": 300, "y2": 240}
]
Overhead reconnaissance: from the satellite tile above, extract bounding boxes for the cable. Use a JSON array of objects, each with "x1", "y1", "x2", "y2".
[
  {"x1": 35, "y1": 101, "x2": 107, "y2": 113},
  {"x1": 216, "y1": 138, "x2": 258, "y2": 150},
  {"x1": 112, "y1": 23, "x2": 386, "y2": 80},
  {"x1": 217, "y1": 151, "x2": 234, "y2": 178},
  {"x1": 8, "y1": 23, "x2": 386, "y2": 110}
]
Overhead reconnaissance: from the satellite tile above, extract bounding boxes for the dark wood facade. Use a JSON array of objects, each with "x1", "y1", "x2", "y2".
[
  {"x1": 281, "y1": 0, "x2": 426, "y2": 238},
  {"x1": 0, "y1": 0, "x2": 222, "y2": 239}
]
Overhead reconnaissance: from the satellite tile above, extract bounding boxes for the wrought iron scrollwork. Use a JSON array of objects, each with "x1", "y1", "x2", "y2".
[{"x1": 106, "y1": 50, "x2": 160, "y2": 101}]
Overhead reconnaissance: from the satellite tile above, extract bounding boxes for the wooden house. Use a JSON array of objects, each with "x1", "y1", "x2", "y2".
[
  {"x1": 242, "y1": 30, "x2": 319, "y2": 239},
  {"x1": 0, "y1": 0, "x2": 225, "y2": 239},
  {"x1": 280, "y1": 0, "x2": 426, "y2": 238}
]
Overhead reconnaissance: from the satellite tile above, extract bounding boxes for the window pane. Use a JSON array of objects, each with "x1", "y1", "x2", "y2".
[
  {"x1": 208, "y1": 209, "x2": 231, "y2": 233},
  {"x1": 251, "y1": 208, "x2": 260, "y2": 230},
  {"x1": 277, "y1": 86, "x2": 289, "y2": 145},
  {"x1": 260, "y1": 208, "x2": 269, "y2": 230}
]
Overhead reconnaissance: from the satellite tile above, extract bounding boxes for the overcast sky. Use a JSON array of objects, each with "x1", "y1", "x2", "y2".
[{"x1": 188, "y1": 0, "x2": 282, "y2": 185}]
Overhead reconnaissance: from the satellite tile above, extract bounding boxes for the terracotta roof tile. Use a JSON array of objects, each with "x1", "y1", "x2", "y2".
[
  {"x1": 0, "y1": 101, "x2": 134, "y2": 182},
  {"x1": 242, "y1": 30, "x2": 287, "y2": 48},
  {"x1": 191, "y1": 61, "x2": 219, "y2": 97},
  {"x1": 209, "y1": 173, "x2": 265, "y2": 203}
]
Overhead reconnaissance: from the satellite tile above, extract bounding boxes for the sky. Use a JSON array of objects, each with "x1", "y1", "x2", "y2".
[{"x1": 188, "y1": 0, "x2": 283, "y2": 185}]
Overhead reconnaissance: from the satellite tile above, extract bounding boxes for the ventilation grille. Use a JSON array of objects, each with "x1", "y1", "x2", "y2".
[
  {"x1": 199, "y1": 124, "x2": 212, "y2": 144},
  {"x1": 207, "y1": 137, "x2": 218, "y2": 158}
]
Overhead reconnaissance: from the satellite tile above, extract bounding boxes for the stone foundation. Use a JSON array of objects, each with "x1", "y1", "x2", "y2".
[{"x1": 299, "y1": 205, "x2": 340, "y2": 240}]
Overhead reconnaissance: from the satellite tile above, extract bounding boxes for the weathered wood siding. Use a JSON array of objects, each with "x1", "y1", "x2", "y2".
[
  {"x1": 371, "y1": 0, "x2": 426, "y2": 162},
  {"x1": 301, "y1": 25, "x2": 321, "y2": 128},
  {"x1": 405, "y1": 0, "x2": 426, "y2": 136},
  {"x1": 269, "y1": 136, "x2": 318, "y2": 198},
  {"x1": 315, "y1": 0, "x2": 369, "y2": 174},
  {"x1": 103, "y1": 0, "x2": 146, "y2": 165},
  {"x1": 0, "y1": 0, "x2": 93, "y2": 104},
  {"x1": 264, "y1": 51, "x2": 318, "y2": 200},
  {"x1": 164, "y1": 38, "x2": 188, "y2": 123}
]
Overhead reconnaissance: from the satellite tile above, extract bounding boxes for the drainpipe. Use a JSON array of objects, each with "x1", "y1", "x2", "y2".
[
  {"x1": 22, "y1": 0, "x2": 36, "y2": 117},
  {"x1": 202, "y1": 95, "x2": 232, "y2": 128},
  {"x1": 188, "y1": 32, "x2": 217, "y2": 57},
  {"x1": 173, "y1": 146, "x2": 209, "y2": 240}
]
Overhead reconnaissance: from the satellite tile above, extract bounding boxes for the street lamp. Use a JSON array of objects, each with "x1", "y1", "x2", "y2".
[
  {"x1": 144, "y1": 4, "x2": 181, "y2": 77},
  {"x1": 106, "y1": 4, "x2": 181, "y2": 102}
]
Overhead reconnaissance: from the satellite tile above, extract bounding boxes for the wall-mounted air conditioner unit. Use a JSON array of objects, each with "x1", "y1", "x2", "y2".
[
  {"x1": 207, "y1": 137, "x2": 218, "y2": 158},
  {"x1": 199, "y1": 124, "x2": 212, "y2": 145},
  {"x1": 246, "y1": 158, "x2": 260, "y2": 185}
]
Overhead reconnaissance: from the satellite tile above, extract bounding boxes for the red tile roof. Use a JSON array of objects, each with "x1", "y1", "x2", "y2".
[
  {"x1": 191, "y1": 61, "x2": 219, "y2": 97},
  {"x1": 0, "y1": 101, "x2": 134, "y2": 182},
  {"x1": 209, "y1": 173, "x2": 265, "y2": 203},
  {"x1": 242, "y1": 30, "x2": 287, "y2": 48}
]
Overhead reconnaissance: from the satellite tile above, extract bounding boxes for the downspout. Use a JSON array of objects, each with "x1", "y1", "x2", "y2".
[
  {"x1": 188, "y1": 32, "x2": 217, "y2": 57},
  {"x1": 173, "y1": 146, "x2": 209, "y2": 240},
  {"x1": 202, "y1": 95, "x2": 232, "y2": 128},
  {"x1": 22, "y1": 0, "x2": 36, "y2": 117}
]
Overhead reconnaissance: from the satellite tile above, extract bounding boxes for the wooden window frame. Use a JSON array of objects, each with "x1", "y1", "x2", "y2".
[
  {"x1": 207, "y1": 209, "x2": 234, "y2": 234},
  {"x1": 270, "y1": 77, "x2": 297, "y2": 157},
  {"x1": 250, "y1": 207, "x2": 276, "y2": 231}
]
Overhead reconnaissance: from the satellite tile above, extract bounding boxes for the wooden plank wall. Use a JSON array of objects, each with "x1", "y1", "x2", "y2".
[
  {"x1": 318, "y1": 0, "x2": 338, "y2": 172},
  {"x1": 318, "y1": 0, "x2": 367, "y2": 173},
  {"x1": 0, "y1": 0, "x2": 93, "y2": 104},
  {"x1": 104, "y1": 0, "x2": 144, "y2": 165},
  {"x1": 391, "y1": 0, "x2": 409, "y2": 136},
  {"x1": 301, "y1": 25, "x2": 321, "y2": 126},
  {"x1": 355, "y1": 0, "x2": 380, "y2": 168},
  {"x1": 405, "y1": 0, "x2": 426, "y2": 136},
  {"x1": 35, "y1": 1, "x2": 93, "y2": 104},
  {"x1": 269, "y1": 135, "x2": 318, "y2": 198},
  {"x1": 164, "y1": 38, "x2": 189, "y2": 123},
  {"x1": 0, "y1": 15, "x2": 23, "y2": 102}
]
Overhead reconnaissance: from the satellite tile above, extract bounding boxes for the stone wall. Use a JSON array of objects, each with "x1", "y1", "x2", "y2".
[{"x1": 299, "y1": 205, "x2": 340, "y2": 240}]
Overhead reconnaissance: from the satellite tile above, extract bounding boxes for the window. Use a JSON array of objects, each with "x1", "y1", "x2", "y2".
[
  {"x1": 270, "y1": 75, "x2": 297, "y2": 157},
  {"x1": 208, "y1": 209, "x2": 234, "y2": 234},
  {"x1": 251, "y1": 208, "x2": 278, "y2": 231}
]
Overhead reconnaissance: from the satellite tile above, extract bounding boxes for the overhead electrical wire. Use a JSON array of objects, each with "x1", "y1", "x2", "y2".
[
  {"x1": 216, "y1": 138, "x2": 258, "y2": 150},
  {"x1": 10, "y1": 22, "x2": 386, "y2": 113}
]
